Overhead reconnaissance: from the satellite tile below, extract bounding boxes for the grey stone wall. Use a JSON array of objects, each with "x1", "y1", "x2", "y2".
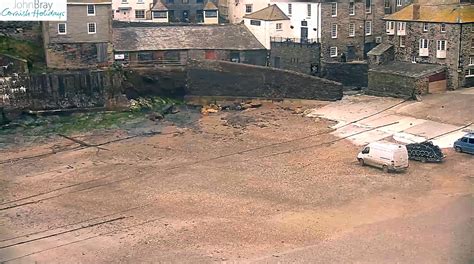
[
  {"x1": 321, "y1": 61, "x2": 368, "y2": 88},
  {"x1": 186, "y1": 60, "x2": 343, "y2": 101},
  {"x1": 367, "y1": 70, "x2": 422, "y2": 98},
  {"x1": 0, "y1": 70, "x2": 122, "y2": 111},
  {"x1": 270, "y1": 41, "x2": 320, "y2": 75},
  {"x1": 0, "y1": 22, "x2": 42, "y2": 42}
]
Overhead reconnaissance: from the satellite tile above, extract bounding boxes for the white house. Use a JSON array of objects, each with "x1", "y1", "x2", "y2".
[
  {"x1": 113, "y1": 0, "x2": 154, "y2": 22},
  {"x1": 271, "y1": 0, "x2": 321, "y2": 41},
  {"x1": 243, "y1": 5, "x2": 291, "y2": 49},
  {"x1": 223, "y1": 0, "x2": 270, "y2": 24}
]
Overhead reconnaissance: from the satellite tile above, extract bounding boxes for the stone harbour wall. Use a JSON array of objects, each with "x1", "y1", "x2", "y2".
[
  {"x1": 0, "y1": 70, "x2": 123, "y2": 111},
  {"x1": 186, "y1": 60, "x2": 343, "y2": 101},
  {"x1": 321, "y1": 61, "x2": 368, "y2": 88},
  {"x1": 367, "y1": 70, "x2": 420, "y2": 98}
]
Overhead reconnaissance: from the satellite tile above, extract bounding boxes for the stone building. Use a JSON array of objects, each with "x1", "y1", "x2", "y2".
[
  {"x1": 42, "y1": 0, "x2": 113, "y2": 69},
  {"x1": 320, "y1": 0, "x2": 412, "y2": 63},
  {"x1": 269, "y1": 39, "x2": 320, "y2": 74},
  {"x1": 379, "y1": 2, "x2": 474, "y2": 89},
  {"x1": 112, "y1": 24, "x2": 267, "y2": 66},
  {"x1": 159, "y1": 0, "x2": 219, "y2": 23}
]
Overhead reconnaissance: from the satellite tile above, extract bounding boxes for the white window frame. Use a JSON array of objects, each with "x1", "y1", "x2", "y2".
[
  {"x1": 57, "y1": 23, "x2": 67, "y2": 35},
  {"x1": 288, "y1": 3, "x2": 292, "y2": 15},
  {"x1": 137, "y1": 0, "x2": 144, "y2": 3},
  {"x1": 331, "y1": 23, "x2": 338, "y2": 38},
  {"x1": 330, "y1": 47, "x2": 338, "y2": 58},
  {"x1": 419, "y1": 38, "x2": 429, "y2": 57},
  {"x1": 349, "y1": 23, "x2": 355, "y2": 37},
  {"x1": 365, "y1": 20, "x2": 372, "y2": 36},
  {"x1": 366, "y1": 0, "x2": 372, "y2": 14},
  {"x1": 349, "y1": 2, "x2": 355, "y2": 16},
  {"x1": 436, "y1": 40, "x2": 447, "y2": 59},
  {"x1": 331, "y1": 2, "x2": 337, "y2": 17},
  {"x1": 386, "y1": 21, "x2": 395, "y2": 35},
  {"x1": 397, "y1": 22, "x2": 406, "y2": 35},
  {"x1": 307, "y1": 4, "x2": 311, "y2": 17},
  {"x1": 467, "y1": 68, "x2": 474, "y2": 77},
  {"x1": 423, "y1": 23, "x2": 428, "y2": 32},
  {"x1": 440, "y1": 23, "x2": 446, "y2": 33},
  {"x1": 399, "y1": 36, "x2": 406, "y2": 47},
  {"x1": 87, "y1": 22, "x2": 97, "y2": 34},
  {"x1": 469, "y1": 56, "x2": 474, "y2": 66},
  {"x1": 87, "y1": 4, "x2": 95, "y2": 16},
  {"x1": 397, "y1": 0, "x2": 402, "y2": 6}
]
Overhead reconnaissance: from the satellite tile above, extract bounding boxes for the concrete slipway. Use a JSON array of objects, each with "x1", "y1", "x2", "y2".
[{"x1": 306, "y1": 88, "x2": 474, "y2": 149}]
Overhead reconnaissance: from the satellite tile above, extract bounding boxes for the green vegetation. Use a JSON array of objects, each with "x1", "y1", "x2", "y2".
[{"x1": 0, "y1": 36, "x2": 45, "y2": 70}]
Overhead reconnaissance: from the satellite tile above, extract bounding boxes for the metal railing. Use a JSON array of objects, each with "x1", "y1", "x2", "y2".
[{"x1": 270, "y1": 37, "x2": 320, "y2": 44}]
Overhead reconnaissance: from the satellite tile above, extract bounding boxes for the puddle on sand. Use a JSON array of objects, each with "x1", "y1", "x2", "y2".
[{"x1": 0, "y1": 97, "x2": 201, "y2": 149}]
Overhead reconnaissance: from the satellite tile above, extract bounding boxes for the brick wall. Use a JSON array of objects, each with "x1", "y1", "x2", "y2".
[
  {"x1": 269, "y1": 41, "x2": 321, "y2": 75},
  {"x1": 186, "y1": 60, "x2": 343, "y2": 101}
]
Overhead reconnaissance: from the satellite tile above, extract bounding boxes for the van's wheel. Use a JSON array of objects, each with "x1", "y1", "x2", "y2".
[
  {"x1": 382, "y1": 165, "x2": 389, "y2": 173},
  {"x1": 358, "y1": 158, "x2": 365, "y2": 166},
  {"x1": 455, "y1": 147, "x2": 462, "y2": 153}
]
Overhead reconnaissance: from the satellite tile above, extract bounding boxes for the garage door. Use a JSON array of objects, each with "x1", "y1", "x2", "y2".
[{"x1": 428, "y1": 71, "x2": 446, "y2": 93}]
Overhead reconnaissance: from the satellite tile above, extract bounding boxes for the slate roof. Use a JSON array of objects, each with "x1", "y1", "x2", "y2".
[
  {"x1": 384, "y1": 4, "x2": 474, "y2": 23},
  {"x1": 151, "y1": 1, "x2": 168, "y2": 11},
  {"x1": 369, "y1": 62, "x2": 446, "y2": 78},
  {"x1": 243, "y1": 5, "x2": 289, "y2": 21},
  {"x1": 204, "y1": 1, "x2": 218, "y2": 10},
  {"x1": 367, "y1": 43, "x2": 393, "y2": 56},
  {"x1": 113, "y1": 25, "x2": 266, "y2": 52}
]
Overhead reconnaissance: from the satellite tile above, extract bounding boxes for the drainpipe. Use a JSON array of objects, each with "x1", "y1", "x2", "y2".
[{"x1": 456, "y1": 23, "x2": 463, "y2": 89}]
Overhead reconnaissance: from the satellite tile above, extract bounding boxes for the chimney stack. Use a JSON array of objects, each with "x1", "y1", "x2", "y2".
[{"x1": 413, "y1": 4, "x2": 420, "y2": 20}]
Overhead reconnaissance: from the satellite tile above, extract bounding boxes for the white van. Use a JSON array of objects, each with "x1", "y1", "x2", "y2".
[{"x1": 357, "y1": 142, "x2": 409, "y2": 173}]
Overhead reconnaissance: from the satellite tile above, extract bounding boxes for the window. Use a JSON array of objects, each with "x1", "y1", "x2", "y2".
[
  {"x1": 137, "y1": 0, "x2": 144, "y2": 3},
  {"x1": 153, "y1": 11, "x2": 167, "y2": 18},
  {"x1": 469, "y1": 56, "x2": 474, "y2": 65},
  {"x1": 349, "y1": 23, "x2": 355, "y2": 37},
  {"x1": 307, "y1": 4, "x2": 311, "y2": 17},
  {"x1": 87, "y1": 4, "x2": 95, "y2": 16},
  {"x1": 397, "y1": 22, "x2": 406, "y2": 35},
  {"x1": 365, "y1": 21, "x2": 372, "y2": 35},
  {"x1": 122, "y1": 0, "x2": 127, "y2": 3},
  {"x1": 331, "y1": 2, "x2": 337, "y2": 17},
  {"x1": 57, "y1": 23, "x2": 66, "y2": 34},
  {"x1": 362, "y1": 147, "x2": 370, "y2": 154},
  {"x1": 399, "y1": 36, "x2": 406, "y2": 47},
  {"x1": 245, "y1": 4, "x2": 252, "y2": 13},
  {"x1": 423, "y1": 23, "x2": 428, "y2": 32},
  {"x1": 436, "y1": 40, "x2": 447, "y2": 58},
  {"x1": 472, "y1": 38, "x2": 474, "y2": 49},
  {"x1": 419, "y1": 38, "x2": 429, "y2": 56},
  {"x1": 397, "y1": 0, "x2": 402, "y2": 6},
  {"x1": 250, "y1": 20, "x2": 260, "y2": 26},
  {"x1": 349, "y1": 2, "x2": 355, "y2": 15},
  {"x1": 167, "y1": 0, "x2": 174, "y2": 3},
  {"x1": 366, "y1": 0, "x2": 371, "y2": 13},
  {"x1": 205, "y1": 10, "x2": 217, "y2": 17},
  {"x1": 330, "y1": 47, "x2": 338, "y2": 57},
  {"x1": 138, "y1": 52, "x2": 153, "y2": 61},
  {"x1": 468, "y1": 69, "x2": 474, "y2": 77},
  {"x1": 135, "y1": 9, "x2": 145, "y2": 19},
  {"x1": 197, "y1": 0, "x2": 203, "y2": 3},
  {"x1": 276, "y1": 23, "x2": 282, "y2": 31},
  {"x1": 331, "y1": 23, "x2": 337, "y2": 38},
  {"x1": 441, "y1": 23, "x2": 446, "y2": 32},
  {"x1": 87, "y1": 23, "x2": 96, "y2": 34},
  {"x1": 301, "y1": 21, "x2": 307, "y2": 26},
  {"x1": 182, "y1": 0, "x2": 189, "y2": 4},
  {"x1": 288, "y1": 3, "x2": 292, "y2": 15},
  {"x1": 386, "y1": 21, "x2": 395, "y2": 35}
]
